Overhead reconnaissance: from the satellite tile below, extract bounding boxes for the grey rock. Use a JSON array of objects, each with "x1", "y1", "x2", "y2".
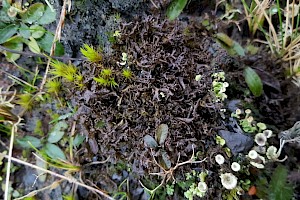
[
  {"x1": 218, "y1": 130, "x2": 253, "y2": 155},
  {"x1": 49, "y1": 184, "x2": 63, "y2": 200},
  {"x1": 112, "y1": 173, "x2": 122, "y2": 181},
  {"x1": 22, "y1": 167, "x2": 37, "y2": 190},
  {"x1": 122, "y1": 170, "x2": 129, "y2": 178},
  {"x1": 227, "y1": 99, "x2": 242, "y2": 113},
  {"x1": 132, "y1": 187, "x2": 149, "y2": 200},
  {"x1": 109, "y1": 0, "x2": 144, "y2": 12},
  {"x1": 78, "y1": 186, "x2": 90, "y2": 199}
]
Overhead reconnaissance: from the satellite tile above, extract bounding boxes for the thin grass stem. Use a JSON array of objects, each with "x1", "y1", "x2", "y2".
[
  {"x1": 2, "y1": 155, "x2": 114, "y2": 199},
  {"x1": 276, "y1": 0, "x2": 283, "y2": 46},
  {"x1": 4, "y1": 118, "x2": 21, "y2": 200}
]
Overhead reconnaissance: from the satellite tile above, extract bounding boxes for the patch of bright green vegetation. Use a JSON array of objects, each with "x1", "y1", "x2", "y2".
[
  {"x1": 45, "y1": 79, "x2": 62, "y2": 95},
  {"x1": 256, "y1": 165, "x2": 293, "y2": 200},
  {"x1": 16, "y1": 93, "x2": 34, "y2": 110},
  {"x1": 94, "y1": 68, "x2": 118, "y2": 88},
  {"x1": 80, "y1": 44, "x2": 103, "y2": 63},
  {"x1": 34, "y1": 119, "x2": 44, "y2": 136},
  {"x1": 211, "y1": 71, "x2": 229, "y2": 102},
  {"x1": 62, "y1": 194, "x2": 76, "y2": 200},
  {"x1": 122, "y1": 68, "x2": 133, "y2": 80},
  {"x1": 81, "y1": 44, "x2": 134, "y2": 88},
  {"x1": 49, "y1": 59, "x2": 84, "y2": 89},
  {"x1": 183, "y1": 171, "x2": 208, "y2": 199},
  {"x1": 0, "y1": 0, "x2": 64, "y2": 62}
]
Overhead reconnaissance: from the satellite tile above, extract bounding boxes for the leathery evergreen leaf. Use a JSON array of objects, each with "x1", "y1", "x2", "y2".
[
  {"x1": 19, "y1": 23, "x2": 31, "y2": 39},
  {"x1": 19, "y1": 3, "x2": 45, "y2": 24},
  {"x1": 16, "y1": 136, "x2": 42, "y2": 149},
  {"x1": 0, "y1": 24, "x2": 19, "y2": 44},
  {"x1": 30, "y1": 25, "x2": 46, "y2": 39},
  {"x1": 155, "y1": 124, "x2": 169, "y2": 146},
  {"x1": 44, "y1": 143, "x2": 66, "y2": 161},
  {"x1": 166, "y1": 0, "x2": 188, "y2": 21},
  {"x1": 37, "y1": 6, "x2": 56, "y2": 25},
  {"x1": 244, "y1": 67, "x2": 263, "y2": 97},
  {"x1": 2, "y1": 36, "x2": 23, "y2": 62},
  {"x1": 47, "y1": 121, "x2": 68, "y2": 143},
  {"x1": 161, "y1": 150, "x2": 171, "y2": 169},
  {"x1": 37, "y1": 32, "x2": 64, "y2": 56},
  {"x1": 27, "y1": 37, "x2": 41, "y2": 54},
  {"x1": 144, "y1": 135, "x2": 158, "y2": 148}
]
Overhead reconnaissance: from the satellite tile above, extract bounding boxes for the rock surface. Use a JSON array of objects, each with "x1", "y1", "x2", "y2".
[{"x1": 218, "y1": 130, "x2": 253, "y2": 155}]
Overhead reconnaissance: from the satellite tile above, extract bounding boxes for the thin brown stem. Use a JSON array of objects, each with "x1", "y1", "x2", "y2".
[
  {"x1": 40, "y1": 0, "x2": 67, "y2": 91},
  {"x1": 144, "y1": 145, "x2": 207, "y2": 193}
]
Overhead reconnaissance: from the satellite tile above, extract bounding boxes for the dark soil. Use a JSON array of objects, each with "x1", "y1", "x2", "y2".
[{"x1": 73, "y1": 16, "x2": 230, "y2": 198}]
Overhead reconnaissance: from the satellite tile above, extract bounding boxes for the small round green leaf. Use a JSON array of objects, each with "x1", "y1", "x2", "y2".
[
  {"x1": 27, "y1": 36, "x2": 41, "y2": 54},
  {"x1": 244, "y1": 67, "x2": 263, "y2": 97},
  {"x1": 155, "y1": 124, "x2": 169, "y2": 146},
  {"x1": 44, "y1": 143, "x2": 66, "y2": 160},
  {"x1": 16, "y1": 136, "x2": 42, "y2": 149},
  {"x1": 30, "y1": 25, "x2": 45, "y2": 39},
  {"x1": 20, "y1": 3, "x2": 45, "y2": 24},
  {"x1": 47, "y1": 121, "x2": 68, "y2": 143},
  {"x1": 144, "y1": 135, "x2": 158, "y2": 148},
  {"x1": 0, "y1": 24, "x2": 19, "y2": 44},
  {"x1": 37, "y1": 6, "x2": 56, "y2": 25},
  {"x1": 19, "y1": 23, "x2": 31, "y2": 39},
  {"x1": 3, "y1": 36, "x2": 23, "y2": 62}
]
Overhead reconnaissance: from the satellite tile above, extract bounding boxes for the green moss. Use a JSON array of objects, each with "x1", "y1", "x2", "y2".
[
  {"x1": 122, "y1": 68, "x2": 133, "y2": 80},
  {"x1": 34, "y1": 119, "x2": 44, "y2": 136},
  {"x1": 17, "y1": 93, "x2": 34, "y2": 110},
  {"x1": 80, "y1": 44, "x2": 102, "y2": 63},
  {"x1": 45, "y1": 79, "x2": 61, "y2": 94},
  {"x1": 100, "y1": 68, "x2": 113, "y2": 78},
  {"x1": 94, "y1": 77, "x2": 109, "y2": 87},
  {"x1": 50, "y1": 59, "x2": 84, "y2": 88}
]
